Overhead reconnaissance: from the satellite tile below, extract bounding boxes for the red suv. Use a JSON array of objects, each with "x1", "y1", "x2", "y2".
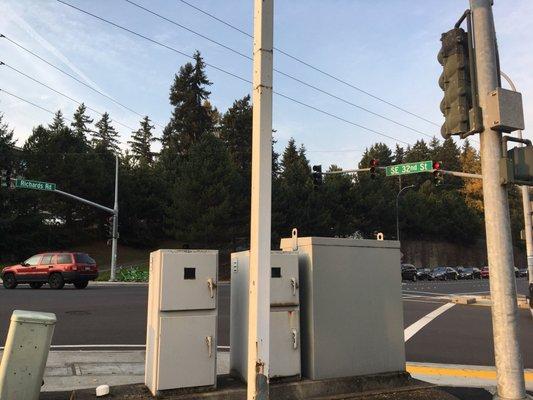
[{"x1": 1, "y1": 252, "x2": 98, "y2": 290}]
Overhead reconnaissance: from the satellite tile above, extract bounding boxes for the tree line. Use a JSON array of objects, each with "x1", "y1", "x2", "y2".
[{"x1": 0, "y1": 51, "x2": 525, "y2": 262}]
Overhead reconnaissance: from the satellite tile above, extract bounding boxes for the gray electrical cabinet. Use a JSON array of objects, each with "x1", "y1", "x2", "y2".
[
  {"x1": 230, "y1": 251, "x2": 300, "y2": 381},
  {"x1": 280, "y1": 236, "x2": 405, "y2": 380},
  {"x1": 145, "y1": 250, "x2": 218, "y2": 395}
]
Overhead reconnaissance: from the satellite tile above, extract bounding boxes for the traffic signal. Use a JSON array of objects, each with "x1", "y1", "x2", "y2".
[
  {"x1": 312, "y1": 165, "x2": 323, "y2": 188},
  {"x1": 370, "y1": 159, "x2": 379, "y2": 179},
  {"x1": 1, "y1": 169, "x2": 11, "y2": 188},
  {"x1": 432, "y1": 161, "x2": 443, "y2": 186},
  {"x1": 107, "y1": 215, "x2": 115, "y2": 238},
  {"x1": 438, "y1": 28, "x2": 472, "y2": 139}
]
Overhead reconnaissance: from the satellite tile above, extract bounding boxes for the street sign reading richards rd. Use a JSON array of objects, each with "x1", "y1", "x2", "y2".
[
  {"x1": 386, "y1": 161, "x2": 433, "y2": 177},
  {"x1": 15, "y1": 179, "x2": 56, "y2": 191}
]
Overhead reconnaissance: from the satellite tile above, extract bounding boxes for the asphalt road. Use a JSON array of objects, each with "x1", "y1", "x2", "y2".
[{"x1": 0, "y1": 278, "x2": 531, "y2": 368}]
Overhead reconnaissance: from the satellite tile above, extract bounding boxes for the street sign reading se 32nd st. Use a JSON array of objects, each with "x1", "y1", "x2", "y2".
[
  {"x1": 386, "y1": 161, "x2": 433, "y2": 177},
  {"x1": 15, "y1": 179, "x2": 56, "y2": 191}
]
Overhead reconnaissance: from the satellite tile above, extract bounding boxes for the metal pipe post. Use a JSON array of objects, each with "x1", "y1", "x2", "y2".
[
  {"x1": 396, "y1": 185, "x2": 414, "y2": 241},
  {"x1": 110, "y1": 154, "x2": 119, "y2": 282},
  {"x1": 247, "y1": 0, "x2": 273, "y2": 398},
  {"x1": 500, "y1": 71, "x2": 533, "y2": 285},
  {"x1": 470, "y1": 1, "x2": 526, "y2": 398}
]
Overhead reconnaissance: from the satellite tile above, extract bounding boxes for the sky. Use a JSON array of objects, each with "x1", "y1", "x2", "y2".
[{"x1": 0, "y1": 0, "x2": 532, "y2": 169}]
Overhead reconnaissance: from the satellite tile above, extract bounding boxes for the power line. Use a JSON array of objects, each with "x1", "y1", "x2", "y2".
[
  {"x1": 56, "y1": 0, "x2": 411, "y2": 146},
  {"x1": 0, "y1": 33, "x2": 165, "y2": 130},
  {"x1": 125, "y1": 0, "x2": 437, "y2": 140},
  {"x1": 0, "y1": 88, "x2": 73, "y2": 122},
  {"x1": 307, "y1": 149, "x2": 363, "y2": 153},
  {"x1": 1, "y1": 61, "x2": 136, "y2": 131},
  {"x1": 177, "y1": 0, "x2": 440, "y2": 127}
]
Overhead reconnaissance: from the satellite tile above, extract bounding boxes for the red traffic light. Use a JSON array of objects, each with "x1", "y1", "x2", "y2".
[
  {"x1": 432, "y1": 161, "x2": 442, "y2": 170},
  {"x1": 370, "y1": 159, "x2": 379, "y2": 167}
]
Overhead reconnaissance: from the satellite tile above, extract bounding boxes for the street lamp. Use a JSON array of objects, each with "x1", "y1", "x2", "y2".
[{"x1": 396, "y1": 185, "x2": 415, "y2": 242}]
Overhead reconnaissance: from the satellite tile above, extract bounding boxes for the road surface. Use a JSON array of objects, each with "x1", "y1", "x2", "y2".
[{"x1": 0, "y1": 278, "x2": 531, "y2": 368}]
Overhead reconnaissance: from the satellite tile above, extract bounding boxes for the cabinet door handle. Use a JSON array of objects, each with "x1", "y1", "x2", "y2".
[
  {"x1": 207, "y1": 278, "x2": 217, "y2": 298},
  {"x1": 292, "y1": 329, "x2": 298, "y2": 350},
  {"x1": 206, "y1": 336, "x2": 213, "y2": 357},
  {"x1": 290, "y1": 278, "x2": 299, "y2": 296}
]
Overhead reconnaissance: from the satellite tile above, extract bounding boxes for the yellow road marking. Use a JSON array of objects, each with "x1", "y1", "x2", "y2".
[{"x1": 406, "y1": 364, "x2": 533, "y2": 382}]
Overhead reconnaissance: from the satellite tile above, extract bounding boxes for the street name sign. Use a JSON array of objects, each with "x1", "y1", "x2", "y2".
[
  {"x1": 15, "y1": 179, "x2": 56, "y2": 191},
  {"x1": 385, "y1": 161, "x2": 432, "y2": 177}
]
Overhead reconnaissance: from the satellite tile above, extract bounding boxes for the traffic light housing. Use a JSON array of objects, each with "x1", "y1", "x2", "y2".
[
  {"x1": 312, "y1": 165, "x2": 322, "y2": 188},
  {"x1": 438, "y1": 28, "x2": 472, "y2": 139},
  {"x1": 432, "y1": 161, "x2": 443, "y2": 186},
  {"x1": 370, "y1": 159, "x2": 379, "y2": 179},
  {"x1": 107, "y1": 215, "x2": 114, "y2": 238},
  {"x1": 1, "y1": 169, "x2": 12, "y2": 188}
]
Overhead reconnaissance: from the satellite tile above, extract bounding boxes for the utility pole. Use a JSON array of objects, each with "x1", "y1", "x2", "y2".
[
  {"x1": 247, "y1": 0, "x2": 273, "y2": 399},
  {"x1": 110, "y1": 154, "x2": 119, "y2": 282},
  {"x1": 470, "y1": 1, "x2": 527, "y2": 399},
  {"x1": 500, "y1": 71, "x2": 533, "y2": 285}
]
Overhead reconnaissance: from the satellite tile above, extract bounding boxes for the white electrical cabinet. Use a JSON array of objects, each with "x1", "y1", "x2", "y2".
[
  {"x1": 230, "y1": 251, "x2": 300, "y2": 381},
  {"x1": 280, "y1": 236, "x2": 405, "y2": 380},
  {"x1": 145, "y1": 250, "x2": 218, "y2": 395}
]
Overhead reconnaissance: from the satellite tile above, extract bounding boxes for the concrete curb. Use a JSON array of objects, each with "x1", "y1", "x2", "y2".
[{"x1": 451, "y1": 294, "x2": 531, "y2": 309}]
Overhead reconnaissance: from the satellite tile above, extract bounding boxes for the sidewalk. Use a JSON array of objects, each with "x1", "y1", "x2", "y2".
[{"x1": 1, "y1": 349, "x2": 527, "y2": 395}]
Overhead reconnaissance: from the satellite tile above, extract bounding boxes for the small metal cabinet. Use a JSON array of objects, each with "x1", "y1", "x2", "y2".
[
  {"x1": 145, "y1": 250, "x2": 218, "y2": 395},
  {"x1": 230, "y1": 250, "x2": 301, "y2": 381},
  {"x1": 280, "y1": 236, "x2": 405, "y2": 380}
]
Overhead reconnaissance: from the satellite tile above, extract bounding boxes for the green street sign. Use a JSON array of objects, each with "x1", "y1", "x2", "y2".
[
  {"x1": 15, "y1": 179, "x2": 56, "y2": 191},
  {"x1": 386, "y1": 161, "x2": 433, "y2": 177}
]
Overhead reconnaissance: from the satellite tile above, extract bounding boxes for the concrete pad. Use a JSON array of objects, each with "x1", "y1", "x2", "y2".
[
  {"x1": 77, "y1": 362, "x2": 144, "y2": 376},
  {"x1": 452, "y1": 297, "x2": 477, "y2": 305}
]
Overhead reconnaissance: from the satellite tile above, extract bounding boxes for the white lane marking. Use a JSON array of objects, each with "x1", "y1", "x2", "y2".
[{"x1": 404, "y1": 302, "x2": 456, "y2": 342}]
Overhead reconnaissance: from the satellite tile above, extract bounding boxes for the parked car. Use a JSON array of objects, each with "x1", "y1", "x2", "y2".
[
  {"x1": 1, "y1": 252, "x2": 98, "y2": 290},
  {"x1": 431, "y1": 266, "x2": 458, "y2": 281},
  {"x1": 416, "y1": 268, "x2": 432, "y2": 281},
  {"x1": 518, "y1": 268, "x2": 529, "y2": 278},
  {"x1": 401, "y1": 264, "x2": 417, "y2": 282},
  {"x1": 481, "y1": 266, "x2": 490, "y2": 279},
  {"x1": 457, "y1": 267, "x2": 481, "y2": 280}
]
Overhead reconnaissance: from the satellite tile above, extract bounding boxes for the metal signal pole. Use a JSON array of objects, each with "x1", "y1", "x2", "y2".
[
  {"x1": 470, "y1": 1, "x2": 527, "y2": 398},
  {"x1": 110, "y1": 154, "x2": 119, "y2": 282},
  {"x1": 248, "y1": 0, "x2": 273, "y2": 398}
]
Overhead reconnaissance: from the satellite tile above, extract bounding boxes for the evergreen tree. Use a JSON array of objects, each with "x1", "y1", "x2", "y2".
[
  {"x1": 128, "y1": 116, "x2": 156, "y2": 165},
  {"x1": 162, "y1": 51, "x2": 213, "y2": 156},
  {"x1": 48, "y1": 110, "x2": 66, "y2": 132},
  {"x1": 93, "y1": 112, "x2": 120, "y2": 152},
  {"x1": 71, "y1": 103, "x2": 93, "y2": 142},
  {"x1": 220, "y1": 95, "x2": 253, "y2": 173},
  {"x1": 273, "y1": 139, "x2": 317, "y2": 237},
  {"x1": 393, "y1": 144, "x2": 405, "y2": 164},
  {"x1": 166, "y1": 134, "x2": 238, "y2": 245}
]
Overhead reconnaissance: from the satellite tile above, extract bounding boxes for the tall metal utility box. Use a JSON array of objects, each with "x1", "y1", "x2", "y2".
[
  {"x1": 145, "y1": 250, "x2": 218, "y2": 395},
  {"x1": 230, "y1": 251, "x2": 300, "y2": 381},
  {"x1": 280, "y1": 237, "x2": 405, "y2": 380}
]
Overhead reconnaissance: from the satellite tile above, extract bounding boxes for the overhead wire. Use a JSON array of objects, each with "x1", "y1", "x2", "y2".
[
  {"x1": 0, "y1": 88, "x2": 73, "y2": 123},
  {"x1": 0, "y1": 33, "x2": 165, "y2": 130},
  {"x1": 1, "y1": 61, "x2": 136, "y2": 131},
  {"x1": 177, "y1": 0, "x2": 441, "y2": 127},
  {"x1": 124, "y1": 0, "x2": 437, "y2": 140},
  {"x1": 55, "y1": 0, "x2": 412, "y2": 146}
]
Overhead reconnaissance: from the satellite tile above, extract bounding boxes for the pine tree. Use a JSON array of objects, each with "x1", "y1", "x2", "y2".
[
  {"x1": 128, "y1": 116, "x2": 156, "y2": 165},
  {"x1": 220, "y1": 95, "x2": 252, "y2": 173},
  {"x1": 162, "y1": 51, "x2": 213, "y2": 156},
  {"x1": 93, "y1": 112, "x2": 120, "y2": 152},
  {"x1": 48, "y1": 110, "x2": 66, "y2": 132},
  {"x1": 166, "y1": 134, "x2": 238, "y2": 245},
  {"x1": 393, "y1": 144, "x2": 405, "y2": 164},
  {"x1": 71, "y1": 103, "x2": 93, "y2": 142}
]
